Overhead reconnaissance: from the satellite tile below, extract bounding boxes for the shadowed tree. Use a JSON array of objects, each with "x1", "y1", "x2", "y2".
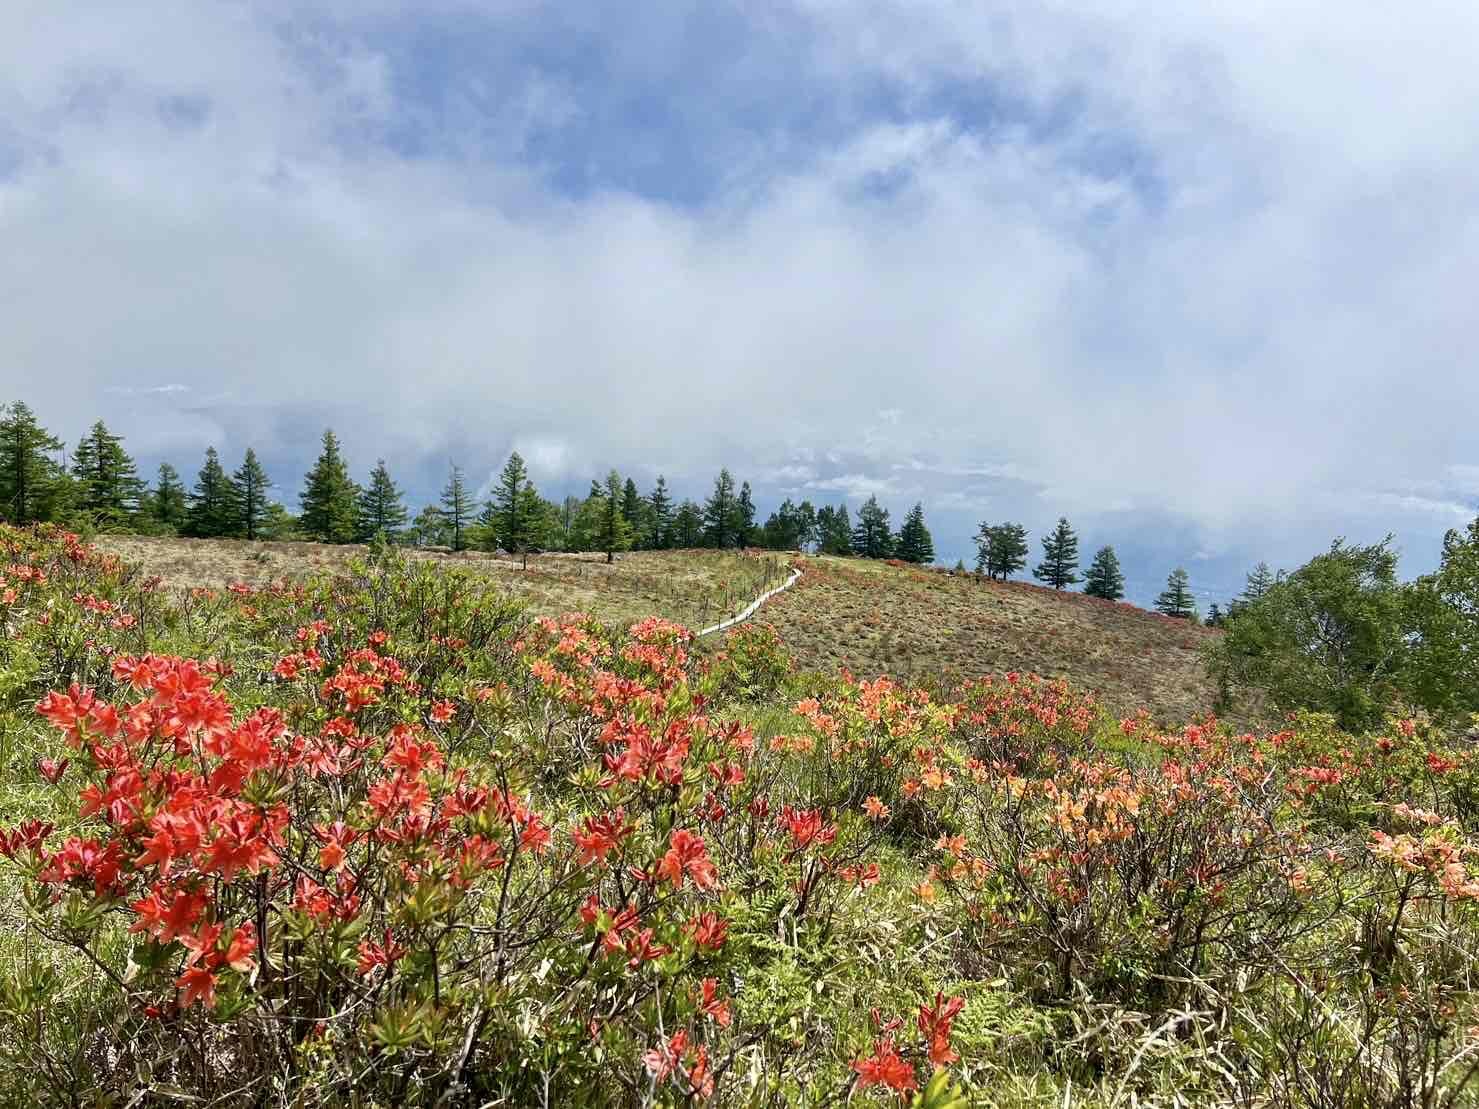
[{"x1": 735, "y1": 482, "x2": 757, "y2": 548}]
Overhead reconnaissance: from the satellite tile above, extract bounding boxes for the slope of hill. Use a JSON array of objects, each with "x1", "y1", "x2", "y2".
[
  {"x1": 96, "y1": 537, "x2": 1227, "y2": 723},
  {"x1": 760, "y1": 555, "x2": 1228, "y2": 723},
  {"x1": 95, "y1": 535, "x2": 791, "y2": 633}
]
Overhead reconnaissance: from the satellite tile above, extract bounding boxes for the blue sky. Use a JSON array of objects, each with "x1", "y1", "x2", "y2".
[{"x1": 4, "y1": 1, "x2": 1479, "y2": 607}]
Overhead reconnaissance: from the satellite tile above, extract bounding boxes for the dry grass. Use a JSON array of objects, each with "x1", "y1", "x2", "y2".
[
  {"x1": 95, "y1": 538, "x2": 1235, "y2": 723},
  {"x1": 94, "y1": 536, "x2": 790, "y2": 632},
  {"x1": 757, "y1": 555, "x2": 1238, "y2": 725}
]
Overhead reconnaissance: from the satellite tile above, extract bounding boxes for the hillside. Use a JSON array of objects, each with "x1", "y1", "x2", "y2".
[
  {"x1": 759, "y1": 555, "x2": 1227, "y2": 723},
  {"x1": 96, "y1": 536, "x2": 1224, "y2": 722},
  {"x1": 95, "y1": 535, "x2": 791, "y2": 634}
]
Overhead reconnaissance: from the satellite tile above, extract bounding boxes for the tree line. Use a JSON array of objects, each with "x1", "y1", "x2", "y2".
[{"x1": 0, "y1": 404, "x2": 944, "y2": 564}]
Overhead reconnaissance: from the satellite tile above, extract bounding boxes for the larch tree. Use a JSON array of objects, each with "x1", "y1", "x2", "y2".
[
  {"x1": 1033, "y1": 517, "x2": 1080, "y2": 589},
  {"x1": 356, "y1": 460, "x2": 408, "y2": 543},
  {"x1": 1082, "y1": 545, "x2": 1126, "y2": 601},
  {"x1": 487, "y1": 451, "x2": 530, "y2": 554},
  {"x1": 298, "y1": 429, "x2": 359, "y2": 544},
  {"x1": 0, "y1": 402, "x2": 66, "y2": 524}
]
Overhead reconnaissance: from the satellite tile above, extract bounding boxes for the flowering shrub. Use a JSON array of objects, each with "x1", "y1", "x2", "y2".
[{"x1": 4, "y1": 525, "x2": 1479, "y2": 1106}]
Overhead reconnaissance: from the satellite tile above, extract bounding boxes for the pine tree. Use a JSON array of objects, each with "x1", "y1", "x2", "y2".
[
  {"x1": 440, "y1": 466, "x2": 472, "y2": 551},
  {"x1": 647, "y1": 476, "x2": 673, "y2": 549},
  {"x1": 299, "y1": 430, "x2": 359, "y2": 543},
  {"x1": 974, "y1": 522, "x2": 1029, "y2": 580},
  {"x1": 895, "y1": 503, "x2": 935, "y2": 564},
  {"x1": 1207, "y1": 603, "x2": 1225, "y2": 628},
  {"x1": 229, "y1": 449, "x2": 272, "y2": 541},
  {"x1": 184, "y1": 447, "x2": 233, "y2": 538},
  {"x1": 0, "y1": 402, "x2": 66, "y2": 524},
  {"x1": 703, "y1": 469, "x2": 737, "y2": 548},
  {"x1": 672, "y1": 500, "x2": 703, "y2": 548},
  {"x1": 1155, "y1": 568, "x2": 1196, "y2": 619},
  {"x1": 735, "y1": 482, "x2": 757, "y2": 548},
  {"x1": 150, "y1": 463, "x2": 188, "y2": 531},
  {"x1": 71, "y1": 420, "x2": 144, "y2": 522},
  {"x1": 599, "y1": 470, "x2": 634, "y2": 564},
  {"x1": 356, "y1": 460, "x2": 408, "y2": 543},
  {"x1": 1243, "y1": 562, "x2": 1276, "y2": 603},
  {"x1": 1082, "y1": 545, "x2": 1125, "y2": 600},
  {"x1": 851, "y1": 496, "x2": 893, "y2": 559},
  {"x1": 1033, "y1": 517, "x2": 1080, "y2": 589}
]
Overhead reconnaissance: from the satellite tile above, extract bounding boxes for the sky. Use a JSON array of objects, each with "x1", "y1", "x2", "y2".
[{"x1": 3, "y1": 1, "x2": 1479, "y2": 607}]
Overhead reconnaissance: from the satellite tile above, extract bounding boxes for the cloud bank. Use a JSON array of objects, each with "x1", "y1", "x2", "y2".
[{"x1": 3, "y1": 1, "x2": 1477, "y2": 603}]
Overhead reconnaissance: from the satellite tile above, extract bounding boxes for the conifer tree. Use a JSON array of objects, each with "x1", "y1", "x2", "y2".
[
  {"x1": 1243, "y1": 562, "x2": 1276, "y2": 603},
  {"x1": 1033, "y1": 517, "x2": 1080, "y2": 589},
  {"x1": 411, "y1": 504, "x2": 449, "y2": 548},
  {"x1": 621, "y1": 477, "x2": 646, "y2": 542},
  {"x1": 0, "y1": 402, "x2": 66, "y2": 524},
  {"x1": 703, "y1": 469, "x2": 737, "y2": 548},
  {"x1": 71, "y1": 420, "x2": 144, "y2": 522},
  {"x1": 672, "y1": 500, "x2": 702, "y2": 548},
  {"x1": 484, "y1": 452, "x2": 531, "y2": 554},
  {"x1": 150, "y1": 463, "x2": 188, "y2": 531},
  {"x1": 851, "y1": 496, "x2": 893, "y2": 559},
  {"x1": 1155, "y1": 567, "x2": 1196, "y2": 619},
  {"x1": 895, "y1": 502, "x2": 935, "y2": 564},
  {"x1": 599, "y1": 470, "x2": 634, "y2": 564},
  {"x1": 184, "y1": 447, "x2": 233, "y2": 538},
  {"x1": 229, "y1": 449, "x2": 272, "y2": 541},
  {"x1": 1082, "y1": 545, "x2": 1126, "y2": 600},
  {"x1": 816, "y1": 503, "x2": 853, "y2": 555},
  {"x1": 356, "y1": 460, "x2": 408, "y2": 543},
  {"x1": 299, "y1": 430, "x2": 359, "y2": 543},
  {"x1": 647, "y1": 476, "x2": 673, "y2": 549},
  {"x1": 735, "y1": 482, "x2": 757, "y2": 548},
  {"x1": 974, "y1": 522, "x2": 1029, "y2": 580},
  {"x1": 439, "y1": 465, "x2": 472, "y2": 551}
]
